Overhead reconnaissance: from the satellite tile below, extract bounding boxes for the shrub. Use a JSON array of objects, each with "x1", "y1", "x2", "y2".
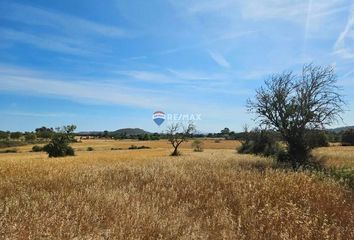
[
  {"x1": 44, "y1": 142, "x2": 74, "y2": 158},
  {"x1": 238, "y1": 129, "x2": 279, "y2": 156},
  {"x1": 128, "y1": 145, "x2": 150, "y2": 150},
  {"x1": 25, "y1": 132, "x2": 37, "y2": 142},
  {"x1": 305, "y1": 130, "x2": 329, "y2": 148},
  {"x1": 192, "y1": 140, "x2": 204, "y2": 152},
  {"x1": 43, "y1": 125, "x2": 76, "y2": 158},
  {"x1": 32, "y1": 145, "x2": 44, "y2": 152},
  {"x1": 9, "y1": 132, "x2": 22, "y2": 140},
  {"x1": 214, "y1": 139, "x2": 221, "y2": 143},
  {"x1": 111, "y1": 147, "x2": 123, "y2": 151},
  {"x1": 341, "y1": 128, "x2": 354, "y2": 146},
  {"x1": 87, "y1": 147, "x2": 94, "y2": 151}
]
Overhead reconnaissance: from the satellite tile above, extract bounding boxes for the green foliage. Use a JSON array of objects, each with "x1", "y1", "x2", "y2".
[
  {"x1": 10, "y1": 132, "x2": 22, "y2": 140},
  {"x1": 32, "y1": 145, "x2": 44, "y2": 152},
  {"x1": 24, "y1": 132, "x2": 37, "y2": 142},
  {"x1": 35, "y1": 127, "x2": 54, "y2": 139},
  {"x1": 138, "y1": 134, "x2": 160, "y2": 141},
  {"x1": 305, "y1": 130, "x2": 329, "y2": 149},
  {"x1": 0, "y1": 131, "x2": 9, "y2": 140},
  {"x1": 238, "y1": 129, "x2": 277, "y2": 155},
  {"x1": 192, "y1": 139, "x2": 204, "y2": 152},
  {"x1": 341, "y1": 128, "x2": 354, "y2": 146},
  {"x1": 128, "y1": 145, "x2": 150, "y2": 150},
  {"x1": 43, "y1": 125, "x2": 76, "y2": 158}
]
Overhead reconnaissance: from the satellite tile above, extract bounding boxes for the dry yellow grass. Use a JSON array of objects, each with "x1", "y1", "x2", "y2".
[
  {"x1": 1, "y1": 139, "x2": 240, "y2": 153},
  {"x1": 313, "y1": 146, "x2": 354, "y2": 169},
  {"x1": 0, "y1": 140, "x2": 353, "y2": 239}
]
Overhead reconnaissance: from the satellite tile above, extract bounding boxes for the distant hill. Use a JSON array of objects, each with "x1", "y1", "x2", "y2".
[
  {"x1": 110, "y1": 128, "x2": 150, "y2": 136},
  {"x1": 77, "y1": 128, "x2": 150, "y2": 136},
  {"x1": 327, "y1": 126, "x2": 354, "y2": 133}
]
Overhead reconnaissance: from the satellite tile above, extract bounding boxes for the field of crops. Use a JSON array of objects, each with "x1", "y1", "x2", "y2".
[{"x1": 0, "y1": 139, "x2": 353, "y2": 239}]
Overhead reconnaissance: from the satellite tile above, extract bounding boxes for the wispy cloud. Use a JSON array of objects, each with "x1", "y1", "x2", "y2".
[
  {"x1": 157, "y1": 30, "x2": 255, "y2": 55},
  {"x1": 334, "y1": 5, "x2": 354, "y2": 59},
  {"x1": 0, "y1": 28, "x2": 96, "y2": 55},
  {"x1": 0, "y1": 111, "x2": 75, "y2": 118},
  {"x1": 0, "y1": 2, "x2": 129, "y2": 38},
  {"x1": 114, "y1": 70, "x2": 172, "y2": 83},
  {"x1": 0, "y1": 2, "x2": 130, "y2": 56},
  {"x1": 0, "y1": 66, "x2": 163, "y2": 108},
  {"x1": 114, "y1": 69, "x2": 227, "y2": 84},
  {"x1": 208, "y1": 50, "x2": 231, "y2": 68}
]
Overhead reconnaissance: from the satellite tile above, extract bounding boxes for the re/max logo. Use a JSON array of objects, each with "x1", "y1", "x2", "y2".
[{"x1": 165, "y1": 113, "x2": 202, "y2": 121}]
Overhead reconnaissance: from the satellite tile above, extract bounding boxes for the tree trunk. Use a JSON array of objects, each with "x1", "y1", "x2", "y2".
[
  {"x1": 171, "y1": 147, "x2": 179, "y2": 156},
  {"x1": 287, "y1": 139, "x2": 309, "y2": 169}
]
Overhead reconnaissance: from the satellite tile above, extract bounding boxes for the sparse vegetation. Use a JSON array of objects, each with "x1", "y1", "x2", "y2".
[
  {"x1": 87, "y1": 146, "x2": 94, "y2": 151},
  {"x1": 31, "y1": 145, "x2": 44, "y2": 152},
  {"x1": 192, "y1": 139, "x2": 204, "y2": 152},
  {"x1": 0, "y1": 144, "x2": 353, "y2": 239}
]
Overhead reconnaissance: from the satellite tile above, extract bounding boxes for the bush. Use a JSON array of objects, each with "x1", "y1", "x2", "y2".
[
  {"x1": 111, "y1": 147, "x2": 123, "y2": 151},
  {"x1": 128, "y1": 145, "x2": 150, "y2": 150},
  {"x1": 238, "y1": 129, "x2": 279, "y2": 156},
  {"x1": 305, "y1": 130, "x2": 329, "y2": 148},
  {"x1": 87, "y1": 147, "x2": 94, "y2": 151},
  {"x1": 25, "y1": 132, "x2": 37, "y2": 142},
  {"x1": 341, "y1": 128, "x2": 354, "y2": 146},
  {"x1": 44, "y1": 142, "x2": 74, "y2": 158},
  {"x1": 32, "y1": 145, "x2": 44, "y2": 152},
  {"x1": 43, "y1": 125, "x2": 76, "y2": 158},
  {"x1": 192, "y1": 140, "x2": 204, "y2": 152}
]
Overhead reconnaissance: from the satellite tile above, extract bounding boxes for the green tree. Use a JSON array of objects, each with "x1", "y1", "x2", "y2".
[
  {"x1": 43, "y1": 125, "x2": 76, "y2": 158},
  {"x1": 342, "y1": 129, "x2": 354, "y2": 146},
  {"x1": 247, "y1": 64, "x2": 344, "y2": 168},
  {"x1": 10, "y1": 132, "x2": 22, "y2": 140},
  {"x1": 35, "y1": 127, "x2": 54, "y2": 139},
  {"x1": 0, "y1": 131, "x2": 9, "y2": 140},
  {"x1": 24, "y1": 132, "x2": 37, "y2": 142}
]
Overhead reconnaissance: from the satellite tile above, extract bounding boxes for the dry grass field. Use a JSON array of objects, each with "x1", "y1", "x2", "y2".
[{"x1": 0, "y1": 139, "x2": 353, "y2": 239}]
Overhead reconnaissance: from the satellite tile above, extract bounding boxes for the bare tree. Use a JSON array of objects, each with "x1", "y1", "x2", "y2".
[
  {"x1": 247, "y1": 64, "x2": 344, "y2": 168},
  {"x1": 166, "y1": 123, "x2": 196, "y2": 156}
]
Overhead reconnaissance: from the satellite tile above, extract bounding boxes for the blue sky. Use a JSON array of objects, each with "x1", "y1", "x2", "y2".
[{"x1": 1, "y1": 0, "x2": 354, "y2": 133}]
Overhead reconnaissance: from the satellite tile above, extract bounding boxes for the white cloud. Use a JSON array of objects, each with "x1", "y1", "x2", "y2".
[
  {"x1": 334, "y1": 5, "x2": 354, "y2": 59},
  {"x1": 0, "y1": 28, "x2": 96, "y2": 55},
  {"x1": 0, "y1": 2, "x2": 128, "y2": 38},
  {"x1": 114, "y1": 70, "x2": 172, "y2": 83},
  {"x1": 0, "y1": 66, "x2": 163, "y2": 108},
  {"x1": 208, "y1": 50, "x2": 231, "y2": 68}
]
